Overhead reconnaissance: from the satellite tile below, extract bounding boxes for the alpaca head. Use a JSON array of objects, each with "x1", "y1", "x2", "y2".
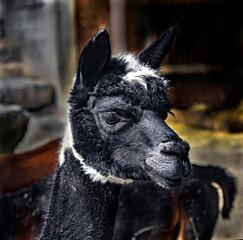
[{"x1": 67, "y1": 28, "x2": 191, "y2": 188}]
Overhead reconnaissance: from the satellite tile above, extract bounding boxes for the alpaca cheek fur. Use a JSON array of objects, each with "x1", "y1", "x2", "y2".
[{"x1": 59, "y1": 114, "x2": 133, "y2": 184}]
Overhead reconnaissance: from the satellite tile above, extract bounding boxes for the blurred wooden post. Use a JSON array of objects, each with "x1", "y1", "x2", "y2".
[{"x1": 109, "y1": 0, "x2": 127, "y2": 54}]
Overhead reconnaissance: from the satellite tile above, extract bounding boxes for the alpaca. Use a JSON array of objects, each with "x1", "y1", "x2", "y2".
[
  {"x1": 39, "y1": 27, "x2": 191, "y2": 239},
  {"x1": 0, "y1": 28, "x2": 236, "y2": 240}
]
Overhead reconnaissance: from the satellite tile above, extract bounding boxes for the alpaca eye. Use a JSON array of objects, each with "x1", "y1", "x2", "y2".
[{"x1": 104, "y1": 114, "x2": 121, "y2": 126}]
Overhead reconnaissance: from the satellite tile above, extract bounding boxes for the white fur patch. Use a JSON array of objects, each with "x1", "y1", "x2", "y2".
[
  {"x1": 59, "y1": 113, "x2": 132, "y2": 184},
  {"x1": 117, "y1": 53, "x2": 166, "y2": 89},
  {"x1": 72, "y1": 145, "x2": 132, "y2": 184},
  {"x1": 123, "y1": 71, "x2": 148, "y2": 89},
  {"x1": 59, "y1": 119, "x2": 73, "y2": 165}
]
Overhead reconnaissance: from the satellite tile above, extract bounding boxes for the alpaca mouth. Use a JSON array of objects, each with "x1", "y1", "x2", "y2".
[
  {"x1": 147, "y1": 167, "x2": 183, "y2": 188},
  {"x1": 145, "y1": 153, "x2": 191, "y2": 188}
]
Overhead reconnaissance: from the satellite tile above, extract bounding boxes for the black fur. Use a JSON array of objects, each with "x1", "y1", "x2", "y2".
[
  {"x1": 138, "y1": 26, "x2": 177, "y2": 69},
  {"x1": 40, "y1": 149, "x2": 121, "y2": 239},
  {"x1": 75, "y1": 29, "x2": 111, "y2": 89},
  {"x1": 192, "y1": 165, "x2": 237, "y2": 219}
]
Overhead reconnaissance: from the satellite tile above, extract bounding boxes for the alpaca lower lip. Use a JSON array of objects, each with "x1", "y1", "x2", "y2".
[
  {"x1": 151, "y1": 172, "x2": 182, "y2": 188},
  {"x1": 145, "y1": 156, "x2": 186, "y2": 186}
]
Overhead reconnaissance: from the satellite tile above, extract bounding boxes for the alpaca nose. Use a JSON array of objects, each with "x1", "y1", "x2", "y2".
[{"x1": 159, "y1": 139, "x2": 190, "y2": 159}]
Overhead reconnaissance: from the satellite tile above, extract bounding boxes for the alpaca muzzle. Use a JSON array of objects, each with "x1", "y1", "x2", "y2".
[
  {"x1": 159, "y1": 140, "x2": 191, "y2": 177},
  {"x1": 145, "y1": 140, "x2": 191, "y2": 188}
]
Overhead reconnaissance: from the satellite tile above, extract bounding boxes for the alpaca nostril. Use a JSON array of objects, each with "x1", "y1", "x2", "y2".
[
  {"x1": 159, "y1": 141, "x2": 189, "y2": 159},
  {"x1": 160, "y1": 149, "x2": 180, "y2": 158},
  {"x1": 160, "y1": 144, "x2": 181, "y2": 158}
]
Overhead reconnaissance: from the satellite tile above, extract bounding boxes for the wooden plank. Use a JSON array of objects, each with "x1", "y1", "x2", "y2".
[{"x1": 0, "y1": 139, "x2": 60, "y2": 194}]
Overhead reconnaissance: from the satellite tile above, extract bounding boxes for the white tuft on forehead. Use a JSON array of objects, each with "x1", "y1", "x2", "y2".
[{"x1": 117, "y1": 53, "x2": 162, "y2": 89}]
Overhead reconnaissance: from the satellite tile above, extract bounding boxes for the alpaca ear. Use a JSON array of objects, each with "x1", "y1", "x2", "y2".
[
  {"x1": 137, "y1": 26, "x2": 177, "y2": 70},
  {"x1": 75, "y1": 29, "x2": 111, "y2": 89}
]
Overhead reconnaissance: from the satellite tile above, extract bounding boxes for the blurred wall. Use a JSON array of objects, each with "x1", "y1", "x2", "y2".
[
  {"x1": 76, "y1": 0, "x2": 243, "y2": 109},
  {"x1": 2, "y1": 0, "x2": 242, "y2": 109},
  {"x1": 1, "y1": 0, "x2": 77, "y2": 107}
]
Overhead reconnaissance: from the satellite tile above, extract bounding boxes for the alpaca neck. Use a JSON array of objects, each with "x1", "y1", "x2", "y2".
[{"x1": 40, "y1": 149, "x2": 121, "y2": 240}]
